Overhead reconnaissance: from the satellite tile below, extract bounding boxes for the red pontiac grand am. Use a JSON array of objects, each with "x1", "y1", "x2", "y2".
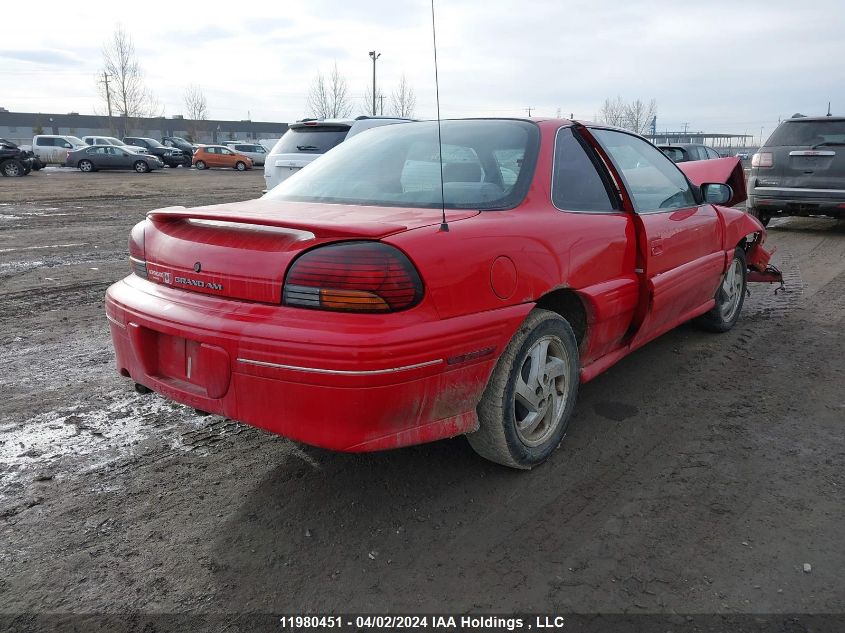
[{"x1": 105, "y1": 118, "x2": 779, "y2": 468}]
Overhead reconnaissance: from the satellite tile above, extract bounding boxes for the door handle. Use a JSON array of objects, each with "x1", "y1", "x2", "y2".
[{"x1": 650, "y1": 238, "x2": 664, "y2": 256}]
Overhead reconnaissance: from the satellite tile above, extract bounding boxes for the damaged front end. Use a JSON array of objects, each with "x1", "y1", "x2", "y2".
[{"x1": 745, "y1": 232, "x2": 784, "y2": 288}]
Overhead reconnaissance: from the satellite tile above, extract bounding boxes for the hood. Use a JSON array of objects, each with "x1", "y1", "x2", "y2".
[
  {"x1": 142, "y1": 199, "x2": 478, "y2": 303},
  {"x1": 677, "y1": 157, "x2": 747, "y2": 207}
]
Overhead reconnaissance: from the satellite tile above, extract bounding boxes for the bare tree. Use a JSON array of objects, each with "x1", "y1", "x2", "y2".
[
  {"x1": 307, "y1": 63, "x2": 352, "y2": 119},
  {"x1": 598, "y1": 95, "x2": 627, "y2": 128},
  {"x1": 184, "y1": 85, "x2": 208, "y2": 142},
  {"x1": 99, "y1": 25, "x2": 161, "y2": 137},
  {"x1": 389, "y1": 75, "x2": 416, "y2": 118},
  {"x1": 362, "y1": 83, "x2": 386, "y2": 116},
  {"x1": 624, "y1": 98, "x2": 657, "y2": 135},
  {"x1": 599, "y1": 96, "x2": 657, "y2": 135}
]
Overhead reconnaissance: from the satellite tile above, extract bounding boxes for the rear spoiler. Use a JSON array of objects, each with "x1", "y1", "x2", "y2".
[
  {"x1": 677, "y1": 157, "x2": 747, "y2": 207},
  {"x1": 146, "y1": 202, "x2": 407, "y2": 239}
]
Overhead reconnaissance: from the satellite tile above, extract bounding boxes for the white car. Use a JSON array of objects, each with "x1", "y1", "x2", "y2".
[
  {"x1": 31, "y1": 134, "x2": 87, "y2": 164},
  {"x1": 221, "y1": 141, "x2": 268, "y2": 166},
  {"x1": 82, "y1": 135, "x2": 149, "y2": 155},
  {"x1": 263, "y1": 116, "x2": 412, "y2": 191}
]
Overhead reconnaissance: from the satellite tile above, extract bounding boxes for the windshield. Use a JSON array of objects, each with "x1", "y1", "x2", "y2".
[
  {"x1": 67, "y1": 136, "x2": 85, "y2": 146},
  {"x1": 264, "y1": 120, "x2": 540, "y2": 211},
  {"x1": 273, "y1": 126, "x2": 350, "y2": 154},
  {"x1": 104, "y1": 137, "x2": 125, "y2": 146},
  {"x1": 142, "y1": 138, "x2": 164, "y2": 148},
  {"x1": 767, "y1": 119, "x2": 845, "y2": 146}
]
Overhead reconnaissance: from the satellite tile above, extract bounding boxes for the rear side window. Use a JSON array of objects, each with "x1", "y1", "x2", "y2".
[
  {"x1": 552, "y1": 128, "x2": 616, "y2": 212},
  {"x1": 767, "y1": 120, "x2": 845, "y2": 146},
  {"x1": 274, "y1": 127, "x2": 349, "y2": 154}
]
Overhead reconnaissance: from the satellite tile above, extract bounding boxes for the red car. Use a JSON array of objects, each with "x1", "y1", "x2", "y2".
[{"x1": 106, "y1": 118, "x2": 780, "y2": 468}]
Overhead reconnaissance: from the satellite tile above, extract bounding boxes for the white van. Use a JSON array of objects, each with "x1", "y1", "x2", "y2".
[
  {"x1": 263, "y1": 116, "x2": 412, "y2": 192},
  {"x1": 32, "y1": 135, "x2": 87, "y2": 164}
]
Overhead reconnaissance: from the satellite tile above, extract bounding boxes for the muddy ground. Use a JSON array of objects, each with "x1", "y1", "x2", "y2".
[{"x1": 0, "y1": 168, "x2": 843, "y2": 629}]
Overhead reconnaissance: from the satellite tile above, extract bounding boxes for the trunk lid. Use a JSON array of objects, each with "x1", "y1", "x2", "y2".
[{"x1": 143, "y1": 199, "x2": 478, "y2": 303}]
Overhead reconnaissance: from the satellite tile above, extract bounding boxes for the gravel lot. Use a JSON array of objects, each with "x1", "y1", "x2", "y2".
[{"x1": 1, "y1": 168, "x2": 843, "y2": 629}]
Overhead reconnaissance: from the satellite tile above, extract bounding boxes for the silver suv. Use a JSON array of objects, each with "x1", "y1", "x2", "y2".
[
  {"x1": 747, "y1": 114, "x2": 845, "y2": 225},
  {"x1": 263, "y1": 116, "x2": 413, "y2": 192}
]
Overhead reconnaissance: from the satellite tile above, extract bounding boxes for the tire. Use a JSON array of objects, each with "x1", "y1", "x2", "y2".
[
  {"x1": 2, "y1": 159, "x2": 25, "y2": 177},
  {"x1": 23, "y1": 164, "x2": 32, "y2": 175},
  {"x1": 747, "y1": 207, "x2": 770, "y2": 227},
  {"x1": 134, "y1": 160, "x2": 149, "y2": 173},
  {"x1": 468, "y1": 309, "x2": 580, "y2": 469},
  {"x1": 195, "y1": 160, "x2": 207, "y2": 170},
  {"x1": 235, "y1": 161, "x2": 246, "y2": 171},
  {"x1": 695, "y1": 247, "x2": 747, "y2": 333},
  {"x1": 78, "y1": 160, "x2": 95, "y2": 173}
]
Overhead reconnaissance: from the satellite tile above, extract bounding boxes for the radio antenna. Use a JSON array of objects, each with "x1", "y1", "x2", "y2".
[{"x1": 430, "y1": 0, "x2": 448, "y2": 232}]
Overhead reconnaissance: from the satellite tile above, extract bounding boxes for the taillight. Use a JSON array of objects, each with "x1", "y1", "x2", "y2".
[
  {"x1": 128, "y1": 220, "x2": 148, "y2": 279},
  {"x1": 283, "y1": 241, "x2": 423, "y2": 313},
  {"x1": 751, "y1": 152, "x2": 773, "y2": 168}
]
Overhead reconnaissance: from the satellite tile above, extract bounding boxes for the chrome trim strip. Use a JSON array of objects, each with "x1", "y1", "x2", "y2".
[
  {"x1": 788, "y1": 150, "x2": 835, "y2": 156},
  {"x1": 105, "y1": 313, "x2": 126, "y2": 329},
  {"x1": 754, "y1": 186, "x2": 845, "y2": 194},
  {"x1": 237, "y1": 357, "x2": 442, "y2": 375}
]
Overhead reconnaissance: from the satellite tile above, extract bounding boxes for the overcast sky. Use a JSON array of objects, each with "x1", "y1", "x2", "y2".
[{"x1": 3, "y1": 0, "x2": 843, "y2": 143}]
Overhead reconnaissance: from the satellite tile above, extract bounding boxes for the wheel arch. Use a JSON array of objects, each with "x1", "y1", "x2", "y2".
[{"x1": 533, "y1": 288, "x2": 588, "y2": 348}]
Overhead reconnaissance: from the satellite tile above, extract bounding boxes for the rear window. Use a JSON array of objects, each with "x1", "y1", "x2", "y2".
[
  {"x1": 273, "y1": 126, "x2": 350, "y2": 154},
  {"x1": 265, "y1": 120, "x2": 540, "y2": 211},
  {"x1": 766, "y1": 119, "x2": 845, "y2": 147},
  {"x1": 660, "y1": 147, "x2": 686, "y2": 162}
]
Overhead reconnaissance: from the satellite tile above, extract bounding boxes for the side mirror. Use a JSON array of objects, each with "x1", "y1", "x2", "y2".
[{"x1": 701, "y1": 183, "x2": 733, "y2": 205}]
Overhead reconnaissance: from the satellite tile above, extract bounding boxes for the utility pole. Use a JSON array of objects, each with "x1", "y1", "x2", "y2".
[
  {"x1": 526, "y1": 106, "x2": 533, "y2": 117},
  {"x1": 102, "y1": 71, "x2": 113, "y2": 135},
  {"x1": 378, "y1": 95, "x2": 385, "y2": 115},
  {"x1": 369, "y1": 50, "x2": 381, "y2": 116}
]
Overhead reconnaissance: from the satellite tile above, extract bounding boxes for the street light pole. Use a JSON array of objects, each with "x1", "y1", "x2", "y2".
[{"x1": 369, "y1": 50, "x2": 381, "y2": 116}]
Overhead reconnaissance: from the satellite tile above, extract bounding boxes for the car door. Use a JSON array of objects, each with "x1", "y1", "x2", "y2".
[
  {"x1": 111, "y1": 147, "x2": 132, "y2": 169},
  {"x1": 218, "y1": 147, "x2": 236, "y2": 167},
  {"x1": 589, "y1": 128, "x2": 724, "y2": 347},
  {"x1": 203, "y1": 147, "x2": 217, "y2": 167}
]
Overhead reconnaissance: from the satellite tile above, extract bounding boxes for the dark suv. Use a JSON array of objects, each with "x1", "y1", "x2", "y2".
[
  {"x1": 123, "y1": 136, "x2": 191, "y2": 167},
  {"x1": 747, "y1": 115, "x2": 845, "y2": 225}
]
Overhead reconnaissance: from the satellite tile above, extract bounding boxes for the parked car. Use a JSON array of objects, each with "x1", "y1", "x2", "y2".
[
  {"x1": 161, "y1": 136, "x2": 196, "y2": 157},
  {"x1": 65, "y1": 145, "x2": 163, "y2": 173},
  {"x1": 0, "y1": 137, "x2": 38, "y2": 176},
  {"x1": 0, "y1": 137, "x2": 43, "y2": 176},
  {"x1": 83, "y1": 135, "x2": 149, "y2": 155},
  {"x1": 263, "y1": 116, "x2": 413, "y2": 191},
  {"x1": 192, "y1": 145, "x2": 253, "y2": 171},
  {"x1": 106, "y1": 118, "x2": 780, "y2": 469},
  {"x1": 122, "y1": 136, "x2": 190, "y2": 167},
  {"x1": 221, "y1": 141, "x2": 268, "y2": 166},
  {"x1": 31, "y1": 134, "x2": 87, "y2": 164},
  {"x1": 747, "y1": 114, "x2": 845, "y2": 225},
  {"x1": 658, "y1": 143, "x2": 721, "y2": 163}
]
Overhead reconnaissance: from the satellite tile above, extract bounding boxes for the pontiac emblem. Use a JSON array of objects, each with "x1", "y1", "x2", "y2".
[{"x1": 193, "y1": 262, "x2": 202, "y2": 273}]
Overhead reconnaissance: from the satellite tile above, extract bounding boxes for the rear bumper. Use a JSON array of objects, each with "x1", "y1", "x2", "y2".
[
  {"x1": 748, "y1": 188, "x2": 845, "y2": 218},
  {"x1": 105, "y1": 276, "x2": 529, "y2": 451}
]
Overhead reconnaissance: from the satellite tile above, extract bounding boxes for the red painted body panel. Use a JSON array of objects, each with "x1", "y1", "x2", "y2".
[{"x1": 105, "y1": 118, "x2": 772, "y2": 452}]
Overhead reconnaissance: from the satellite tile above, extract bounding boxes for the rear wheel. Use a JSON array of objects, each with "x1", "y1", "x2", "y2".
[
  {"x1": 468, "y1": 309, "x2": 580, "y2": 469},
  {"x1": 134, "y1": 160, "x2": 149, "y2": 173},
  {"x1": 2, "y1": 159, "x2": 25, "y2": 177},
  {"x1": 195, "y1": 160, "x2": 207, "y2": 170},
  {"x1": 235, "y1": 161, "x2": 246, "y2": 171},
  {"x1": 695, "y1": 247, "x2": 747, "y2": 333},
  {"x1": 78, "y1": 159, "x2": 94, "y2": 173}
]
